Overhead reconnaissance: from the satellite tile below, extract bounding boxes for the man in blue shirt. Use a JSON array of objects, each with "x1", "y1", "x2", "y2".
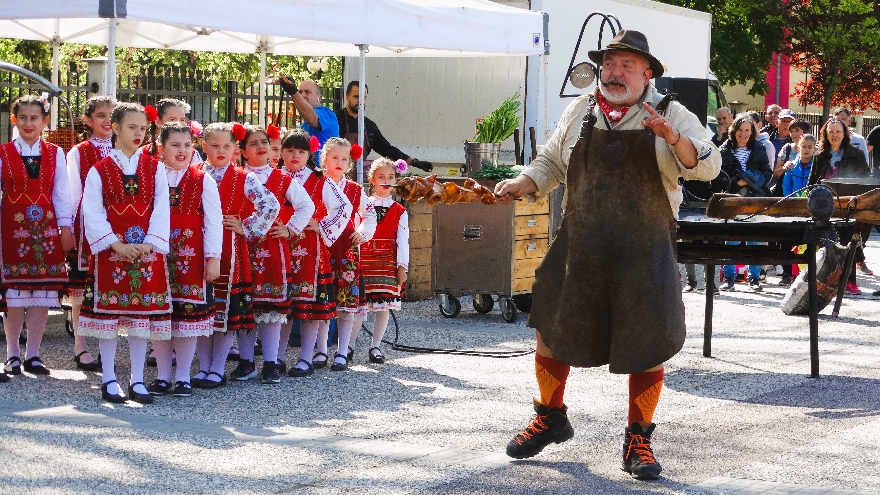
[{"x1": 279, "y1": 76, "x2": 339, "y2": 148}]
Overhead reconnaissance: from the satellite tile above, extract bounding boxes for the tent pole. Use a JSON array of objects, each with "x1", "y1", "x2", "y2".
[
  {"x1": 106, "y1": 19, "x2": 117, "y2": 98},
  {"x1": 258, "y1": 37, "x2": 267, "y2": 127},
  {"x1": 357, "y1": 44, "x2": 367, "y2": 184},
  {"x1": 50, "y1": 25, "x2": 60, "y2": 131}
]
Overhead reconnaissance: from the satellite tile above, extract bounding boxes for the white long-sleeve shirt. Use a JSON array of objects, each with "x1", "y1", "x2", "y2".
[
  {"x1": 245, "y1": 163, "x2": 315, "y2": 236},
  {"x1": 164, "y1": 164, "x2": 223, "y2": 259},
  {"x1": 82, "y1": 149, "x2": 170, "y2": 254},
  {"x1": 66, "y1": 136, "x2": 113, "y2": 209},
  {"x1": 332, "y1": 177, "x2": 377, "y2": 242},
  {"x1": 0, "y1": 137, "x2": 75, "y2": 228},
  {"x1": 290, "y1": 167, "x2": 352, "y2": 247},
  {"x1": 369, "y1": 195, "x2": 409, "y2": 268},
  {"x1": 201, "y1": 162, "x2": 279, "y2": 240}
]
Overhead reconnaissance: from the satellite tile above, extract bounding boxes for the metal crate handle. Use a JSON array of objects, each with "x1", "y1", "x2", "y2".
[{"x1": 463, "y1": 225, "x2": 483, "y2": 240}]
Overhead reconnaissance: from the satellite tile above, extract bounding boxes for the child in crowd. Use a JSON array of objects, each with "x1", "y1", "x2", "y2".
[
  {"x1": 782, "y1": 134, "x2": 817, "y2": 197},
  {"x1": 1, "y1": 94, "x2": 75, "y2": 378},
  {"x1": 78, "y1": 102, "x2": 171, "y2": 404},
  {"x1": 66, "y1": 95, "x2": 116, "y2": 372},
  {"x1": 278, "y1": 130, "x2": 352, "y2": 376},
  {"x1": 232, "y1": 125, "x2": 313, "y2": 384},
  {"x1": 349, "y1": 158, "x2": 410, "y2": 364},
  {"x1": 192, "y1": 122, "x2": 277, "y2": 389},
  {"x1": 143, "y1": 98, "x2": 201, "y2": 166},
  {"x1": 267, "y1": 124, "x2": 282, "y2": 168},
  {"x1": 148, "y1": 122, "x2": 223, "y2": 397},
  {"x1": 318, "y1": 137, "x2": 376, "y2": 371}
]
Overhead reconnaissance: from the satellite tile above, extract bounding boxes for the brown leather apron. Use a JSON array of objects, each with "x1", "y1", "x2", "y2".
[{"x1": 527, "y1": 97, "x2": 686, "y2": 374}]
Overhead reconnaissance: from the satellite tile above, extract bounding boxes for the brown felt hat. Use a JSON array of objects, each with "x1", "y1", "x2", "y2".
[{"x1": 588, "y1": 29, "x2": 664, "y2": 78}]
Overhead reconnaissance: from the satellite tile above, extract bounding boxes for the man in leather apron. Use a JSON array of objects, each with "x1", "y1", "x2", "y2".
[{"x1": 495, "y1": 30, "x2": 720, "y2": 480}]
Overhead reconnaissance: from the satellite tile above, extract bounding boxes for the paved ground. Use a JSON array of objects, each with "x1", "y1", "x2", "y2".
[{"x1": 1, "y1": 239, "x2": 879, "y2": 494}]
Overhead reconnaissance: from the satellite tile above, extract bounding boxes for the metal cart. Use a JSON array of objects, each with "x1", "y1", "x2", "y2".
[{"x1": 431, "y1": 193, "x2": 550, "y2": 323}]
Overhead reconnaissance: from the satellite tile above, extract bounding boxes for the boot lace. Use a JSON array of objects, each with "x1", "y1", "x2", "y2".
[
  {"x1": 626, "y1": 433, "x2": 656, "y2": 465},
  {"x1": 515, "y1": 414, "x2": 550, "y2": 445}
]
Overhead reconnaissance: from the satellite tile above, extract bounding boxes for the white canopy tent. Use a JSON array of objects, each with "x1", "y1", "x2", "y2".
[{"x1": 1, "y1": 0, "x2": 547, "y2": 180}]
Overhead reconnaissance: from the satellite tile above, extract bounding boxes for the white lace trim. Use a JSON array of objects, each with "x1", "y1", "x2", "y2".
[
  {"x1": 366, "y1": 301, "x2": 401, "y2": 311},
  {"x1": 171, "y1": 318, "x2": 214, "y2": 338},
  {"x1": 253, "y1": 311, "x2": 289, "y2": 323},
  {"x1": 77, "y1": 316, "x2": 172, "y2": 340},
  {"x1": 336, "y1": 306, "x2": 367, "y2": 316}
]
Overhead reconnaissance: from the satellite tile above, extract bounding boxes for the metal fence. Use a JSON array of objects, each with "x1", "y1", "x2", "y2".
[{"x1": 1, "y1": 64, "x2": 340, "y2": 147}]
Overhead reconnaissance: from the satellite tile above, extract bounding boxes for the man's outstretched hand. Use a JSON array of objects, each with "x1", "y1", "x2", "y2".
[
  {"x1": 278, "y1": 74, "x2": 298, "y2": 96},
  {"x1": 411, "y1": 159, "x2": 433, "y2": 172}
]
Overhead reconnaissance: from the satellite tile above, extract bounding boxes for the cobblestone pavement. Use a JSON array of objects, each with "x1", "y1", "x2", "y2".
[{"x1": 1, "y1": 239, "x2": 879, "y2": 494}]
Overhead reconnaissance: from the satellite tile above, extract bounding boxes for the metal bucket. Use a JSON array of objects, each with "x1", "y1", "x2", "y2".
[{"x1": 463, "y1": 141, "x2": 501, "y2": 176}]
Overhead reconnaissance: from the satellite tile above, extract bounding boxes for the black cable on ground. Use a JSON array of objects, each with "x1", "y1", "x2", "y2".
[{"x1": 359, "y1": 310, "x2": 535, "y2": 358}]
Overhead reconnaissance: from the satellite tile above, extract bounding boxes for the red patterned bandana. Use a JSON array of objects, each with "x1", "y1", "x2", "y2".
[{"x1": 597, "y1": 90, "x2": 629, "y2": 122}]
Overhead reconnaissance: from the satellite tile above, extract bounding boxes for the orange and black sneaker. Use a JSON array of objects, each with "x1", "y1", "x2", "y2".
[
  {"x1": 506, "y1": 400, "x2": 574, "y2": 459},
  {"x1": 622, "y1": 422, "x2": 662, "y2": 480}
]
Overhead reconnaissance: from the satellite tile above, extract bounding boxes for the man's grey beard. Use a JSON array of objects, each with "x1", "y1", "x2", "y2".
[{"x1": 599, "y1": 78, "x2": 643, "y2": 106}]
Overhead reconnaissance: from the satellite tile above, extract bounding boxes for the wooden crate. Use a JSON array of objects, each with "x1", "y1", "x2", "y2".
[
  {"x1": 512, "y1": 194, "x2": 550, "y2": 294},
  {"x1": 404, "y1": 200, "x2": 434, "y2": 301}
]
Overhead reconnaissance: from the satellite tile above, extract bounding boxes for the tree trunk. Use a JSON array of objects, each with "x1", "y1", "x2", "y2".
[{"x1": 821, "y1": 85, "x2": 834, "y2": 122}]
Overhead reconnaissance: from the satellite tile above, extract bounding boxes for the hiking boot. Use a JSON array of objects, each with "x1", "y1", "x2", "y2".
[
  {"x1": 720, "y1": 277, "x2": 735, "y2": 291},
  {"x1": 506, "y1": 400, "x2": 574, "y2": 459},
  {"x1": 622, "y1": 422, "x2": 662, "y2": 480},
  {"x1": 858, "y1": 262, "x2": 873, "y2": 275},
  {"x1": 748, "y1": 279, "x2": 763, "y2": 292},
  {"x1": 231, "y1": 360, "x2": 258, "y2": 381},
  {"x1": 261, "y1": 361, "x2": 281, "y2": 384}
]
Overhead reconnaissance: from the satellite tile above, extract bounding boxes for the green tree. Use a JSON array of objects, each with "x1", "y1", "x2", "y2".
[
  {"x1": 653, "y1": 0, "x2": 784, "y2": 95},
  {"x1": 781, "y1": 0, "x2": 880, "y2": 119}
]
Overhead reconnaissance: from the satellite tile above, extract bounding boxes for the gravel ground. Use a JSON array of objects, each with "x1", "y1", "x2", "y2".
[{"x1": 1, "y1": 238, "x2": 879, "y2": 494}]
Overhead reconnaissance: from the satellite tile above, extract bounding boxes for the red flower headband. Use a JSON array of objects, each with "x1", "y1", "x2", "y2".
[
  {"x1": 231, "y1": 123, "x2": 247, "y2": 141},
  {"x1": 144, "y1": 105, "x2": 159, "y2": 123},
  {"x1": 266, "y1": 124, "x2": 281, "y2": 140},
  {"x1": 309, "y1": 136, "x2": 320, "y2": 153},
  {"x1": 350, "y1": 144, "x2": 363, "y2": 161}
]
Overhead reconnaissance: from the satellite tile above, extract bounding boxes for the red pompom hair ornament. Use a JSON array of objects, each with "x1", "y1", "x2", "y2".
[
  {"x1": 350, "y1": 143, "x2": 363, "y2": 161},
  {"x1": 309, "y1": 136, "x2": 320, "y2": 153},
  {"x1": 231, "y1": 123, "x2": 247, "y2": 141},
  {"x1": 144, "y1": 105, "x2": 159, "y2": 122},
  {"x1": 266, "y1": 124, "x2": 281, "y2": 140}
]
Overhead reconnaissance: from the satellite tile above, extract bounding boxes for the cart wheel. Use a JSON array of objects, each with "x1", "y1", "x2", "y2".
[
  {"x1": 501, "y1": 298, "x2": 518, "y2": 323},
  {"x1": 439, "y1": 296, "x2": 461, "y2": 318},
  {"x1": 473, "y1": 294, "x2": 494, "y2": 314}
]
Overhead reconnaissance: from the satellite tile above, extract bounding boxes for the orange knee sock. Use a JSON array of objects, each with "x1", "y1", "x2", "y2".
[
  {"x1": 535, "y1": 354, "x2": 570, "y2": 409},
  {"x1": 628, "y1": 368, "x2": 664, "y2": 425}
]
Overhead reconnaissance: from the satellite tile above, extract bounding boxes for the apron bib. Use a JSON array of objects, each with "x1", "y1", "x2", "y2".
[
  {"x1": 0, "y1": 141, "x2": 67, "y2": 289},
  {"x1": 528, "y1": 97, "x2": 685, "y2": 373}
]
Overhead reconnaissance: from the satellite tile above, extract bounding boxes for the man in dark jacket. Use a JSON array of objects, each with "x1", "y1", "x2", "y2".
[{"x1": 335, "y1": 81, "x2": 432, "y2": 171}]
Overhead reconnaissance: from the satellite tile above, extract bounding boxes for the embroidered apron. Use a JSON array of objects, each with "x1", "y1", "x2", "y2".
[
  {"x1": 248, "y1": 169, "x2": 292, "y2": 311},
  {"x1": 91, "y1": 154, "x2": 171, "y2": 315},
  {"x1": 0, "y1": 141, "x2": 68, "y2": 289},
  {"x1": 528, "y1": 98, "x2": 685, "y2": 373},
  {"x1": 330, "y1": 180, "x2": 366, "y2": 311},
  {"x1": 288, "y1": 173, "x2": 328, "y2": 302},
  {"x1": 168, "y1": 165, "x2": 207, "y2": 304},
  {"x1": 210, "y1": 165, "x2": 254, "y2": 331}
]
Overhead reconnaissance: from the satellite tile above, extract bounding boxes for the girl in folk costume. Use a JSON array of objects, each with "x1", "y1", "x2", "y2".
[
  {"x1": 267, "y1": 124, "x2": 283, "y2": 168},
  {"x1": 1, "y1": 94, "x2": 76, "y2": 378},
  {"x1": 349, "y1": 158, "x2": 410, "y2": 364},
  {"x1": 191, "y1": 123, "x2": 278, "y2": 389},
  {"x1": 78, "y1": 102, "x2": 172, "y2": 404},
  {"x1": 317, "y1": 137, "x2": 376, "y2": 371},
  {"x1": 147, "y1": 123, "x2": 223, "y2": 397},
  {"x1": 66, "y1": 95, "x2": 116, "y2": 372},
  {"x1": 142, "y1": 99, "x2": 201, "y2": 166},
  {"x1": 231, "y1": 125, "x2": 314, "y2": 384},
  {"x1": 278, "y1": 130, "x2": 352, "y2": 377}
]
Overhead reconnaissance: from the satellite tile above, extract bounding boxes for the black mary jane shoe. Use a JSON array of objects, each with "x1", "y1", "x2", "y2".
[
  {"x1": 288, "y1": 359, "x2": 315, "y2": 377},
  {"x1": 191, "y1": 370, "x2": 210, "y2": 388},
  {"x1": 346, "y1": 346, "x2": 355, "y2": 363},
  {"x1": 0, "y1": 371, "x2": 10, "y2": 383},
  {"x1": 4, "y1": 357, "x2": 22, "y2": 375},
  {"x1": 147, "y1": 379, "x2": 172, "y2": 396},
  {"x1": 330, "y1": 353, "x2": 349, "y2": 372},
  {"x1": 128, "y1": 382, "x2": 154, "y2": 404},
  {"x1": 368, "y1": 347, "x2": 386, "y2": 364},
  {"x1": 312, "y1": 352, "x2": 329, "y2": 368},
  {"x1": 101, "y1": 380, "x2": 127, "y2": 403},
  {"x1": 23, "y1": 356, "x2": 50, "y2": 375},
  {"x1": 173, "y1": 381, "x2": 193, "y2": 397},
  {"x1": 74, "y1": 351, "x2": 102, "y2": 372},
  {"x1": 276, "y1": 360, "x2": 288, "y2": 375},
  {"x1": 199, "y1": 372, "x2": 227, "y2": 389}
]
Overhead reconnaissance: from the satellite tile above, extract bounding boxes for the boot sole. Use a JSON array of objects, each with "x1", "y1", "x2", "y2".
[
  {"x1": 506, "y1": 422, "x2": 574, "y2": 459},
  {"x1": 622, "y1": 465, "x2": 662, "y2": 480}
]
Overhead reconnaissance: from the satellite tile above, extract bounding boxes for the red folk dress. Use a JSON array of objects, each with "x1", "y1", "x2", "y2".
[
  {"x1": 78, "y1": 151, "x2": 172, "y2": 339},
  {"x1": 167, "y1": 165, "x2": 215, "y2": 336},
  {"x1": 361, "y1": 199, "x2": 407, "y2": 310},
  {"x1": 246, "y1": 167, "x2": 292, "y2": 322},
  {"x1": 328, "y1": 179, "x2": 376, "y2": 315},
  {"x1": 289, "y1": 172, "x2": 334, "y2": 320},
  {"x1": 67, "y1": 140, "x2": 104, "y2": 298},
  {"x1": 0, "y1": 141, "x2": 68, "y2": 293}
]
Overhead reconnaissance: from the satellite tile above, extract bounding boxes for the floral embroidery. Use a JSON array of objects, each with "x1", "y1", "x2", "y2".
[
  {"x1": 25, "y1": 205, "x2": 44, "y2": 222},
  {"x1": 14, "y1": 227, "x2": 30, "y2": 239},
  {"x1": 3, "y1": 202, "x2": 64, "y2": 278},
  {"x1": 167, "y1": 227, "x2": 204, "y2": 300},
  {"x1": 124, "y1": 226, "x2": 146, "y2": 244}
]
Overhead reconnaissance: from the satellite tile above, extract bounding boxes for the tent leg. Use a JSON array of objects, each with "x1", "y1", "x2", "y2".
[
  {"x1": 106, "y1": 19, "x2": 117, "y2": 99},
  {"x1": 50, "y1": 25, "x2": 60, "y2": 131},
  {"x1": 258, "y1": 37, "x2": 267, "y2": 127},
  {"x1": 357, "y1": 44, "x2": 367, "y2": 184}
]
